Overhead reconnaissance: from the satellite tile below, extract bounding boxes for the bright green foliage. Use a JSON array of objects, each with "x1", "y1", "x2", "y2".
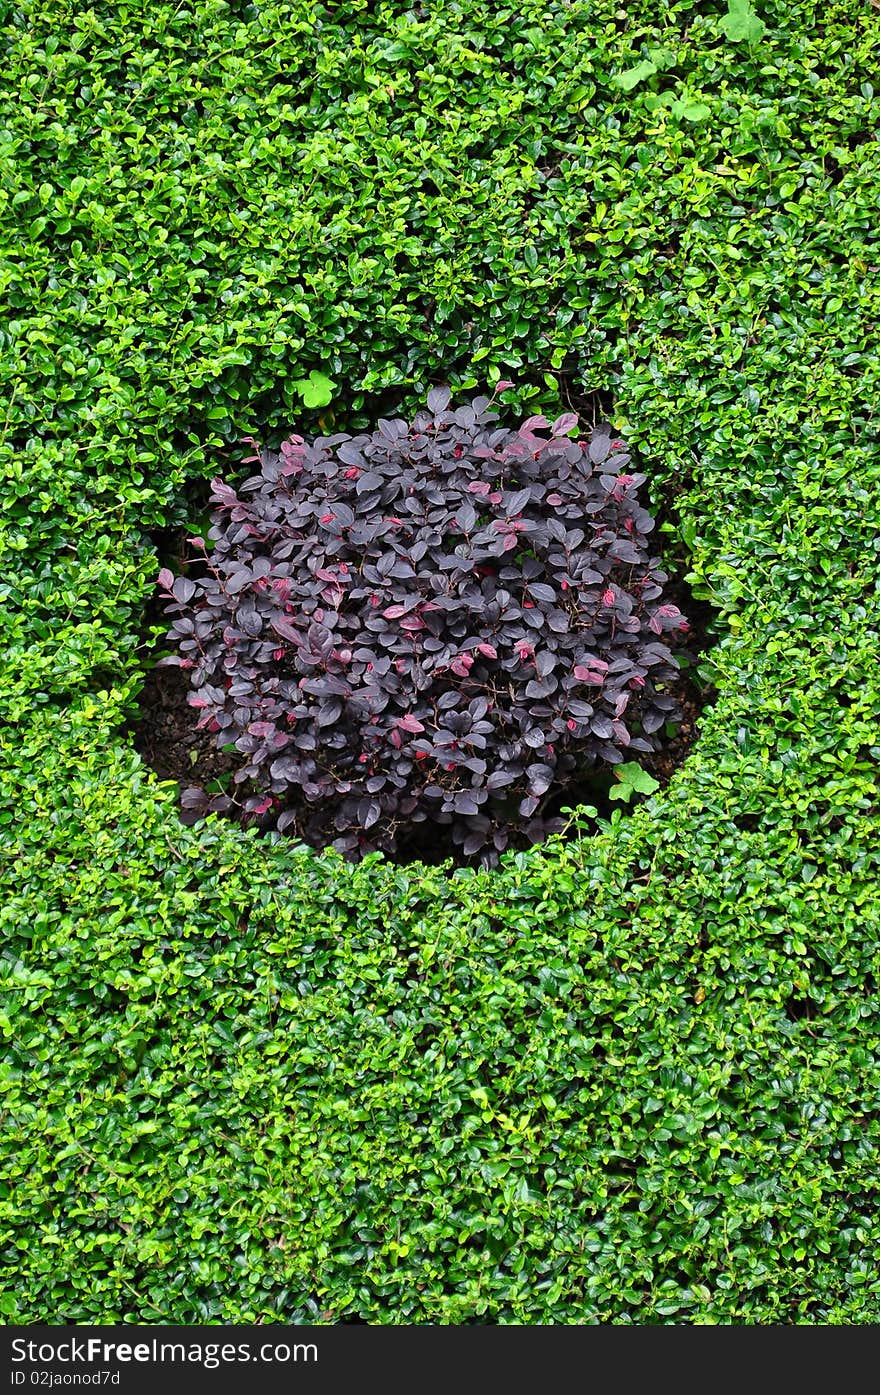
[
  {"x1": 290, "y1": 370, "x2": 337, "y2": 409},
  {"x1": 2, "y1": 0, "x2": 880, "y2": 1324},
  {"x1": 612, "y1": 59, "x2": 660, "y2": 91},
  {"x1": 719, "y1": 0, "x2": 767, "y2": 45},
  {"x1": 608, "y1": 763, "x2": 661, "y2": 803}
]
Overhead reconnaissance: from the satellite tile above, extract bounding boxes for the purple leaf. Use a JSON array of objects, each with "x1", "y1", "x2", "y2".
[
  {"x1": 172, "y1": 576, "x2": 196, "y2": 604},
  {"x1": 588, "y1": 434, "x2": 610, "y2": 464},
  {"x1": 486, "y1": 769, "x2": 517, "y2": 791},
  {"x1": 270, "y1": 616, "x2": 300, "y2": 643},
  {"x1": 526, "y1": 763, "x2": 554, "y2": 796},
  {"x1": 505, "y1": 487, "x2": 531, "y2": 516},
  {"x1": 528, "y1": 583, "x2": 556, "y2": 604},
  {"x1": 357, "y1": 471, "x2": 384, "y2": 493},
  {"x1": 427, "y1": 385, "x2": 452, "y2": 413},
  {"x1": 210, "y1": 478, "x2": 239, "y2": 507}
]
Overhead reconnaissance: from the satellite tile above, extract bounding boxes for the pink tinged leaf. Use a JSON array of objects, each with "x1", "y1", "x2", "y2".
[
  {"x1": 496, "y1": 380, "x2": 515, "y2": 392},
  {"x1": 389, "y1": 728, "x2": 403, "y2": 749},
  {"x1": 210, "y1": 478, "x2": 239, "y2": 506},
  {"x1": 573, "y1": 664, "x2": 607, "y2": 685},
  {"x1": 398, "y1": 714, "x2": 425, "y2": 733},
  {"x1": 270, "y1": 616, "x2": 301, "y2": 643},
  {"x1": 503, "y1": 438, "x2": 530, "y2": 459},
  {"x1": 468, "y1": 480, "x2": 492, "y2": 495},
  {"x1": 649, "y1": 615, "x2": 663, "y2": 634},
  {"x1": 253, "y1": 797, "x2": 274, "y2": 815},
  {"x1": 551, "y1": 412, "x2": 579, "y2": 436},
  {"x1": 546, "y1": 493, "x2": 563, "y2": 507},
  {"x1": 383, "y1": 604, "x2": 407, "y2": 619},
  {"x1": 477, "y1": 643, "x2": 498, "y2": 659},
  {"x1": 187, "y1": 695, "x2": 208, "y2": 708},
  {"x1": 602, "y1": 589, "x2": 615, "y2": 606},
  {"x1": 157, "y1": 568, "x2": 174, "y2": 590}
]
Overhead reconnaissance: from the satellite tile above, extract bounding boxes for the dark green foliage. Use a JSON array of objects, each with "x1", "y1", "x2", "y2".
[{"x1": 2, "y1": 0, "x2": 880, "y2": 1323}]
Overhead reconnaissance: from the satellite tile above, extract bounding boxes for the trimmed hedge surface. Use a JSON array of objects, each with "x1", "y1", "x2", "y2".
[{"x1": 2, "y1": 0, "x2": 880, "y2": 1322}]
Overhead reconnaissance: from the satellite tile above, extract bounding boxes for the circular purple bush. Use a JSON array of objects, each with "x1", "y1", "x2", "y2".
[{"x1": 156, "y1": 386, "x2": 689, "y2": 862}]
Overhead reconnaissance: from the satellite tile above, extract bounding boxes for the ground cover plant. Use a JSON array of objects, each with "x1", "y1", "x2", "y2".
[
  {"x1": 2, "y1": 0, "x2": 880, "y2": 1324},
  {"x1": 156, "y1": 392, "x2": 688, "y2": 861}
]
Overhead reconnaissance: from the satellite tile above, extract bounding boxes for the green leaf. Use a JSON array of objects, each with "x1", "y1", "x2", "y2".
[
  {"x1": 524, "y1": 245, "x2": 538, "y2": 270},
  {"x1": 612, "y1": 60, "x2": 658, "y2": 92},
  {"x1": 720, "y1": 0, "x2": 766, "y2": 44},
  {"x1": 614, "y1": 762, "x2": 661, "y2": 797},
  {"x1": 674, "y1": 99, "x2": 712, "y2": 123},
  {"x1": 608, "y1": 781, "x2": 635, "y2": 803},
  {"x1": 644, "y1": 91, "x2": 676, "y2": 111},
  {"x1": 291, "y1": 370, "x2": 337, "y2": 409}
]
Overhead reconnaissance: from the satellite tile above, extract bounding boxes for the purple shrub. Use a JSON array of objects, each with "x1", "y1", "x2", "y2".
[{"x1": 156, "y1": 386, "x2": 689, "y2": 862}]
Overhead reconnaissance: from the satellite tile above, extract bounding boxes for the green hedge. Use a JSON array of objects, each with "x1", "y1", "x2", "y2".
[{"x1": 2, "y1": 0, "x2": 880, "y2": 1321}]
